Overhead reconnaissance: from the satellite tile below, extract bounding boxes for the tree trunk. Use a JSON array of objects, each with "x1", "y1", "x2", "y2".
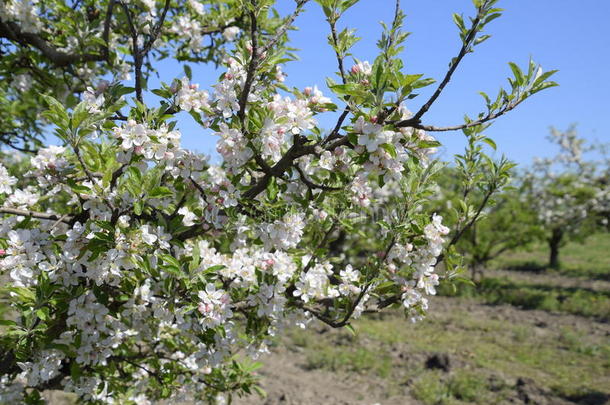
[{"x1": 548, "y1": 228, "x2": 563, "y2": 269}]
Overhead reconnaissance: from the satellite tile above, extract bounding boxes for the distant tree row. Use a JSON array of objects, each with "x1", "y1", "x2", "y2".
[{"x1": 435, "y1": 126, "x2": 610, "y2": 279}]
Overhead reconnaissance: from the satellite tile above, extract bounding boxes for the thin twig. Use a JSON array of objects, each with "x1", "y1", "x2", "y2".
[
  {"x1": 395, "y1": 98, "x2": 523, "y2": 131},
  {"x1": 409, "y1": 2, "x2": 487, "y2": 123},
  {"x1": 119, "y1": 1, "x2": 143, "y2": 102},
  {"x1": 0, "y1": 207, "x2": 72, "y2": 223},
  {"x1": 293, "y1": 164, "x2": 341, "y2": 191},
  {"x1": 238, "y1": 3, "x2": 259, "y2": 123},
  {"x1": 140, "y1": 0, "x2": 171, "y2": 55}
]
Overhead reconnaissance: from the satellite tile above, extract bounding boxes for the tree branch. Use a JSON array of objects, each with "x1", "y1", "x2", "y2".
[
  {"x1": 140, "y1": 0, "x2": 171, "y2": 56},
  {"x1": 238, "y1": 4, "x2": 260, "y2": 123},
  {"x1": 408, "y1": 2, "x2": 487, "y2": 124},
  {"x1": 293, "y1": 164, "x2": 341, "y2": 191},
  {"x1": 394, "y1": 97, "x2": 523, "y2": 132},
  {"x1": 0, "y1": 16, "x2": 109, "y2": 67},
  {"x1": 119, "y1": 1, "x2": 143, "y2": 102},
  {"x1": 0, "y1": 207, "x2": 72, "y2": 223}
]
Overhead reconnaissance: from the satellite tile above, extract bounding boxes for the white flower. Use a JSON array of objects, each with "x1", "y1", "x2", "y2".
[
  {"x1": 1, "y1": 0, "x2": 42, "y2": 33},
  {"x1": 188, "y1": 0, "x2": 205, "y2": 15},
  {"x1": 176, "y1": 77, "x2": 210, "y2": 113},
  {"x1": 178, "y1": 206, "x2": 197, "y2": 226},
  {"x1": 31, "y1": 146, "x2": 68, "y2": 172},
  {"x1": 318, "y1": 151, "x2": 335, "y2": 170},
  {"x1": 338, "y1": 265, "x2": 362, "y2": 296},
  {"x1": 7, "y1": 188, "x2": 39, "y2": 208},
  {"x1": 140, "y1": 225, "x2": 158, "y2": 245},
  {"x1": 0, "y1": 164, "x2": 17, "y2": 194},
  {"x1": 197, "y1": 284, "x2": 233, "y2": 328},
  {"x1": 258, "y1": 212, "x2": 305, "y2": 250},
  {"x1": 82, "y1": 87, "x2": 104, "y2": 113},
  {"x1": 307, "y1": 85, "x2": 331, "y2": 105},
  {"x1": 170, "y1": 16, "x2": 204, "y2": 51},
  {"x1": 294, "y1": 261, "x2": 338, "y2": 303},
  {"x1": 222, "y1": 26, "x2": 240, "y2": 41},
  {"x1": 114, "y1": 120, "x2": 150, "y2": 150},
  {"x1": 417, "y1": 273, "x2": 439, "y2": 295},
  {"x1": 354, "y1": 116, "x2": 391, "y2": 153}
]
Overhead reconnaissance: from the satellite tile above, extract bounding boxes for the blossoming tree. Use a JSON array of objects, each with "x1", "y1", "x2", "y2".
[
  {"x1": 0, "y1": 0, "x2": 557, "y2": 403},
  {"x1": 522, "y1": 126, "x2": 609, "y2": 269}
]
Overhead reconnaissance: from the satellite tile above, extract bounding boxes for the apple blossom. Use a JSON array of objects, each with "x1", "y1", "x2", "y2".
[{"x1": 0, "y1": 0, "x2": 558, "y2": 403}]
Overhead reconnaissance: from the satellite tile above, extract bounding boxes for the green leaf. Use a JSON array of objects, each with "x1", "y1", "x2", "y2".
[
  {"x1": 71, "y1": 362, "x2": 82, "y2": 380},
  {"x1": 201, "y1": 264, "x2": 226, "y2": 274},
  {"x1": 508, "y1": 62, "x2": 524, "y2": 86},
  {"x1": 35, "y1": 308, "x2": 49, "y2": 321},
  {"x1": 482, "y1": 137, "x2": 496, "y2": 150},
  {"x1": 67, "y1": 178, "x2": 91, "y2": 194},
  {"x1": 474, "y1": 34, "x2": 491, "y2": 46},
  {"x1": 134, "y1": 200, "x2": 143, "y2": 216},
  {"x1": 113, "y1": 86, "x2": 135, "y2": 97},
  {"x1": 127, "y1": 166, "x2": 143, "y2": 183},
  {"x1": 452, "y1": 13, "x2": 466, "y2": 33},
  {"x1": 412, "y1": 77, "x2": 436, "y2": 89},
  {"x1": 149, "y1": 186, "x2": 174, "y2": 199},
  {"x1": 0, "y1": 319, "x2": 17, "y2": 326},
  {"x1": 380, "y1": 143, "x2": 397, "y2": 158},
  {"x1": 152, "y1": 88, "x2": 171, "y2": 98},
  {"x1": 267, "y1": 176, "x2": 278, "y2": 201}
]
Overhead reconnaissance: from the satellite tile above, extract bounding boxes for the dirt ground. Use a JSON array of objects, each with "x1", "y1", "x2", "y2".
[{"x1": 233, "y1": 291, "x2": 610, "y2": 405}]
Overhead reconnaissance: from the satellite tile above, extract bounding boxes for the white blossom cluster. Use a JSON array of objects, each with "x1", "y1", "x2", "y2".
[
  {"x1": 0, "y1": 53, "x2": 453, "y2": 403},
  {"x1": 0, "y1": 0, "x2": 41, "y2": 33},
  {"x1": 387, "y1": 213, "x2": 449, "y2": 321},
  {"x1": 527, "y1": 128, "x2": 609, "y2": 234},
  {"x1": 176, "y1": 76, "x2": 211, "y2": 113},
  {"x1": 113, "y1": 120, "x2": 181, "y2": 161}
]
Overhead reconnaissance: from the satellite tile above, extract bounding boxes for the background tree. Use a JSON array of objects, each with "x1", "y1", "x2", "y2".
[
  {"x1": 452, "y1": 185, "x2": 540, "y2": 281},
  {"x1": 523, "y1": 126, "x2": 609, "y2": 269}
]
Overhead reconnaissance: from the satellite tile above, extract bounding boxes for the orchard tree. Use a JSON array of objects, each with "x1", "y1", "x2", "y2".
[
  {"x1": 0, "y1": 0, "x2": 557, "y2": 403},
  {"x1": 437, "y1": 166, "x2": 541, "y2": 281},
  {"x1": 523, "y1": 126, "x2": 610, "y2": 269}
]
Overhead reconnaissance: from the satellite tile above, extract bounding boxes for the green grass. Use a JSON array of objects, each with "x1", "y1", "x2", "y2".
[
  {"x1": 281, "y1": 307, "x2": 610, "y2": 402},
  {"x1": 439, "y1": 277, "x2": 610, "y2": 321},
  {"x1": 287, "y1": 328, "x2": 393, "y2": 378},
  {"x1": 411, "y1": 369, "x2": 501, "y2": 405},
  {"x1": 491, "y1": 233, "x2": 610, "y2": 280}
]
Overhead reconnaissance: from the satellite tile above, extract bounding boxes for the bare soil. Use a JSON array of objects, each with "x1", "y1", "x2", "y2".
[{"x1": 234, "y1": 294, "x2": 610, "y2": 405}]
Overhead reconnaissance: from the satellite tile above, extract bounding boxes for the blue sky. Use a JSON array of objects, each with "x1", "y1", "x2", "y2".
[{"x1": 154, "y1": 0, "x2": 610, "y2": 165}]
